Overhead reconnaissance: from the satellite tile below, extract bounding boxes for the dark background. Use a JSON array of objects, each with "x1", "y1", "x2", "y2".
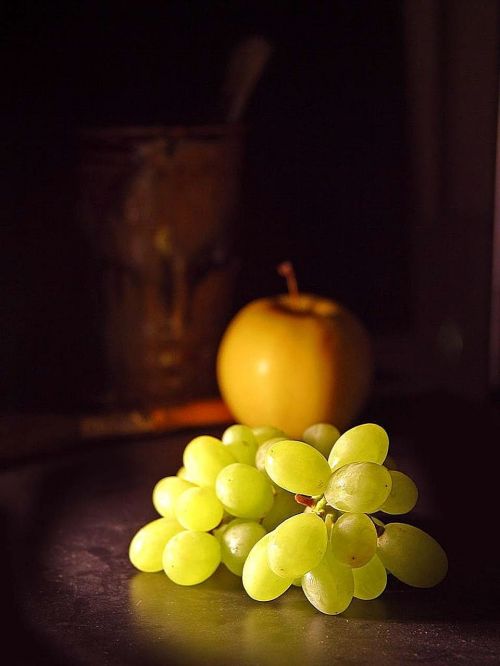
[{"x1": 1, "y1": 1, "x2": 410, "y2": 411}]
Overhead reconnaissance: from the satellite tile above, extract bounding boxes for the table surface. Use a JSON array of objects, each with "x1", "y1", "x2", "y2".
[{"x1": 2, "y1": 393, "x2": 500, "y2": 666}]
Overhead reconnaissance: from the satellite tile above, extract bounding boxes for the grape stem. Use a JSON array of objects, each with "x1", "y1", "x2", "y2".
[
  {"x1": 277, "y1": 261, "x2": 299, "y2": 299},
  {"x1": 313, "y1": 496, "x2": 327, "y2": 516},
  {"x1": 294, "y1": 494, "x2": 315, "y2": 508},
  {"x1": 294, "y1": 494, "x2": 332, "y2": 520}
]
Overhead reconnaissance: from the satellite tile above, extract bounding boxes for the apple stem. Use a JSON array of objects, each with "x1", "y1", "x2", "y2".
[{"x1": 277, "y1": 261, "x2": 299, "y2": 299}]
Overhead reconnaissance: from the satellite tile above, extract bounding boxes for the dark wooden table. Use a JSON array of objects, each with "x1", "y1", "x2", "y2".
[{"x1": 2, "y1": 392, "x2": 500, "y2": 665}]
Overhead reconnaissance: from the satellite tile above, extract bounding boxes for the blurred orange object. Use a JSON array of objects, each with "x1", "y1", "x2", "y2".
[
  {"x1": 149, "y1": 398, "x2": 233, "y2": 431},
  {"x1": 79, "y1": 397, "x2": 233, "y2": 440},
  {"x1": 0, "y1": 398, "x2": 234, "y2": 465}
]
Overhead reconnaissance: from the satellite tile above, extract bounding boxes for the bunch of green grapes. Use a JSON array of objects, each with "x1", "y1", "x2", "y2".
[
  {"x1": 129, "y1": 424, "x2": 301, "y2": 586},
  {"x1": 129, "y1": 421, "x2": 448, "y2": 615}
]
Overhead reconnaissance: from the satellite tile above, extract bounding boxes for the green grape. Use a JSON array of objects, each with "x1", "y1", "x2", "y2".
[
  {"x1": 183, "y1": 435, "x2": 236, "y2": 487},
  {"x1": 162, "y1": 530, "x2": 221, "y2": 586},
  {"x1": 292, "y1": 577, "x2": 302, "y2": 587},
  {"x1": 265, "y1": 439, "x2": 332, "y2": 496},
  {"x1": 370, "y1": 515, "x2": 386, "y2": 530},
  {"x1": 152, "y1": 476, "x2": 195, "y2": 518},
  {"x1": 302, "y1": 422, "x2": 341, "y2": 458},
  {"x1": 352, "y1": 554, "x2": 387, "y2": 599},
  {"x1": 377, "y1": 522, "x2": 448, "y2": 588},
  {"x1": 324, "y1": 512, "x2": 336, "y2": 537},
  {"x1": 222, "y1": 424, "x2": 258, "y2": 466},
  {"x1": 268, "y1": 513, "x2": 328, "y2": 578},
  {"x1": 325, "y1": 462, "x2": 392, "y2": 513},
  {"x1": 176, "y1": 466, "x2": 189, "y2": 479},
  {"x1": 129, "y1": 518, "x2": 184, "y2": 572},
  {"x1": 255, "y1": 437, "x2": 287, "y2": 474},
  {"x1": 175, "y1": 486, "x2": 224, "y2": 531},
  {"x1": 261, "y1": 488, "x2": 303, "y2": 531},
  {"x1": 220, "y1": 519, "x2": 267, "y2": 576},
  {"x1": 380, "y1": 470, "x2": 418, "y2": 515},
  {"x1": 216, "y1": 463, "x2": 274, "y2": 519},
  {"x1": 302, "y1": 546, "x2": 354, "y2": 615},
  {"x1": 328, "y1": 423, "x2": 389, "y2": 471},
  {"x1": 331, "y1": 512, "x2": 377, "y2": 568},
  {"x1": 212, "y1": 521, "x2": 229, "y2": 542},
  {"x1": 242, "y1": 533, "x2": 293, "y2": 601},
  {"x1": 384, "y1": 454, "x2": 398, "y2": 470},
  {"x1": 252, "y1": 425, "x2": 286, "y2": 446}
]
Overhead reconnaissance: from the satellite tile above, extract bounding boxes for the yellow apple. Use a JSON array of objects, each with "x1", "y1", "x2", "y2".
[{"x1": 216, "y1": 293, "x2": 373, "y2": 438}]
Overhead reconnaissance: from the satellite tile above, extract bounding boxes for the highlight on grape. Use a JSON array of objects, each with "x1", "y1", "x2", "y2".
[{"x1": 129, "y1": 422, "x2": 448, "y2": 615}]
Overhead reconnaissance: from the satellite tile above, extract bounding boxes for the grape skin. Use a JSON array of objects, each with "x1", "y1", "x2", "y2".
[
  {"x1": 222, "y1": 424, "x2": 259, "y2": 466},
  {"x1": 152, "y1": 476, "x2": 195, "y2": 518},
  {"x1": 325, "y1": 462, "x2": 392, "y2": 514},
  {"x1": 261, "y1": 488, "x2": 303, "y2": 531},
  {"x1": 380, "y1": 470, "x2": 418, "y2": 515},
  {"x1": 183, "y1": 435, "x2": 236, "y2": 487},
  {"x1": 302, "y1": 546, "x2": 354, "y2": 615},
  {"x1": 220, "y1": 519, "x2": 267, "y2": 576},
  {"x1": 216, "y1": 463, "x2": 274, "y2": 519},
  {"x1": 331, "y1": 512, "x2": 377, "y2": 568},
  {"x1": 302, "y1": 422, "x2": 341, "y2": 458},
  {"x1": 255, "y1": 437, "x2": 287, "y2": 475},
  {"x1": 328, "y1": 423, "x2": 389, "y2": 471},
  {"x1": 252, "y1": 425, "x2": 286, "y2": 446},
  {"x1": 353, "y1": 554, "x2": 387, "y2": 600},
  {"x1": 242, "y1": 533, "x2": 294, "y2": 601},
  {"x1": 383, "y1": 454, "x2": 398, "y2": 471},
  {"x1": 163, "y1": 530, "x2": 221, "y2": 586},
  {"x1": 267, "y1": 513, "x2": 328, "y2": 579},
  {"x1": 370, "y1": 515, "x2": 386, "y2": 530},
  {"x1": 377, "y1": 522, "x2": 448, "y2": 588},
  {"x1": 129, "y1": 518, "x2": 184, "y2": 572},
  {"x1": 174, "y1": 486, "x2": 224, "y2": 532},
  {"x1": 265, "y1": 439, "x2": 332, "y2": 496}
]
